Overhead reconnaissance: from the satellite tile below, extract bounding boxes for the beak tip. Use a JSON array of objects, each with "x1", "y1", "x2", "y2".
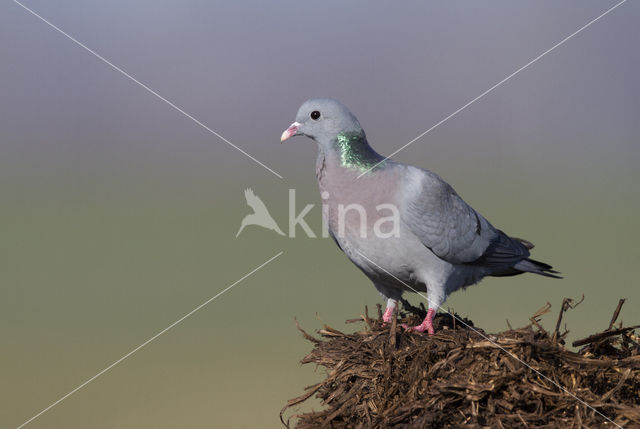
[{"x1": 280, "y1": 122, "x2": 301, "y2": 143}]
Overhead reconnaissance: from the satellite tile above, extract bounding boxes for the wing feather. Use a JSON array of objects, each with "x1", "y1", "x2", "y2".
[{"x1": 400, "y1": 166, "x2": 530, "y2": 269}]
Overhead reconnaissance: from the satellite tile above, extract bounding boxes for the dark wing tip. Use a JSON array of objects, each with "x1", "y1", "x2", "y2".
[{"x1": 513, "y1": 237, "x2": 535, "y2": 250}]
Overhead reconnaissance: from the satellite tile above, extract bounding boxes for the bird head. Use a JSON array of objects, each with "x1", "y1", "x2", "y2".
[{"x1": 281, "y1": 98, "x2": 363, "y2": 144}]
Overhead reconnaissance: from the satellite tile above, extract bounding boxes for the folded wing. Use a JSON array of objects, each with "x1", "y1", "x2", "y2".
[{"x1": 400, "y1": 167, "x2": 530, "y2": 271}]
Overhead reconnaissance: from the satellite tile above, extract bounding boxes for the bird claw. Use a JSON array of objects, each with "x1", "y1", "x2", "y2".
[
  {"x1": 402, "y1": 308, "x2": 436, "y2": 335},
  {"x1": 401, "y1": 322, "x2": 435, "y2": 336}
]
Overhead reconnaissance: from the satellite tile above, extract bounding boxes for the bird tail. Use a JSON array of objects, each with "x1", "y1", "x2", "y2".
[{"x1": 513, "y1": 258, "x2": 562, "y2": 279}]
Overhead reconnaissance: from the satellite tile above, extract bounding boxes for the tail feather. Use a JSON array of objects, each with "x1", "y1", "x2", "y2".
[{"x1": 513, "y1": 258, "x2": 562, "y2": 279}]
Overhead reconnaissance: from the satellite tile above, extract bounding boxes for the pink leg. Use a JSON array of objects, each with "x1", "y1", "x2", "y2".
[
  {"x1": 402, "y1": 308, "x2": 435, "y2": 335},
  {"x1": 382, "y1": 299, "x2": 397, "y2": 324}
]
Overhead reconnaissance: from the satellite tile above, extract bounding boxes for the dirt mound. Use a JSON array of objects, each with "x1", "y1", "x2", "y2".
[{"x1": 281, "y1": 299, "x2": 640, "y2": 428}]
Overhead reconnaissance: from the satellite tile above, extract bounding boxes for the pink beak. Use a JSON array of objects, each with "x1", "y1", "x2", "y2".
[{"x1": 280, "y1": 122, "x2": 301, "y2": 142}]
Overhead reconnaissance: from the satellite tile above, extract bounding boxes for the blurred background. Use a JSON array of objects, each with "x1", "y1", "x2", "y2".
[{"x1": 1, "y1": 1, "x2": 638, "y2": 427}]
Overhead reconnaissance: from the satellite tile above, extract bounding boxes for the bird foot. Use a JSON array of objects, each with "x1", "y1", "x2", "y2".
[
  {"x1": 401, "y1": 308, "x2": 435, "y2": 336},
  {"x1": 401, "y1": 321, "x2": 435, "y2": 335},
  {"x1": 382, "y1": 306, "x2": 395, "y2": 324}
]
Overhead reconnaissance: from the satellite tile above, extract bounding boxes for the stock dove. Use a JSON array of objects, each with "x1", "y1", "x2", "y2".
[{"x1": 281, "y1": 99, "x2": 559, "y2": 335}]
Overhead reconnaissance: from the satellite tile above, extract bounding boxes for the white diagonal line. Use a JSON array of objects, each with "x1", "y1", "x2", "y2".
[
  {"x1": 13, "y1": 0, "x2": 284, "y2": 180},
  {"x1": 357, "y1": 0, "x2": 627, "y2": 178},
  {"x1": 16, "y1": 251, "x2": 284, "y2": 429},
  {"x1": 355, "y1": 250, "x2": 623, "y2": 429}
]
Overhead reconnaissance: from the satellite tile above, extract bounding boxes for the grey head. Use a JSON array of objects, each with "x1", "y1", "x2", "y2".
[
  {"x1": 281, "y1": 98, "x2": 364, "y2": 145},
  {"x1": 281, "y1": 98, "x2": 385, "y2": 171}
]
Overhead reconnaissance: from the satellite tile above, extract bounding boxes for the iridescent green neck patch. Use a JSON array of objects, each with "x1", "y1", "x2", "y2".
[{"x1": 335, "y1": 131, "x2": 386, "y2": 173}]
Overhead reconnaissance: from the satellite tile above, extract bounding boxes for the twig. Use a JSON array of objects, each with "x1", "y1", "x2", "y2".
[
  {"x1": 572, "y1": 326, "x2": 640, "y2": 347},
  {"x1": 608, "y1": 299, "x2": 626, "y2": 330},
  {"x1": 506, "y1": 319, "x2": 513, "y2": 331},
  {"x1": 364, "y1": 305, "x2": 375, "y2": 330},
  {"x1": 295, "y1": 317, "x2": 321, "y2": 344},
  {"x1": 600, "y1": 368, "x2": 631, "y2": 402},
  {"x1": 389, "y1": 307, "x2": 397, "y2": 348},
  {"x1": 552, "y1": 295, "x2": 584, "y2": 343},
  {"x1": 529, "y1": 302, "x2": 552, "y2": 332}
]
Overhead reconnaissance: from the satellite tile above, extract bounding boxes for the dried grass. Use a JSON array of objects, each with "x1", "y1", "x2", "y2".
[{"x1": 281, "y1": 299, "x2": 640, "y2": 428}]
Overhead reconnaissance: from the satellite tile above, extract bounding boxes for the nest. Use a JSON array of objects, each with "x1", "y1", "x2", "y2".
[{"x1": 281, "y1": 299, "x2": 640, "y2": 428}]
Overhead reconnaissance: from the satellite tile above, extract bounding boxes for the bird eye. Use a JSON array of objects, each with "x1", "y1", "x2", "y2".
[{"x1": 310, "y1": 110, "x2": 321, "y2": 120}]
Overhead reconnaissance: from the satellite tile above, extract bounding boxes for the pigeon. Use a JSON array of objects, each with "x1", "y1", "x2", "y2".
[
  {"x1": 236, "y1": 188, "x2": 285, "y2": 237},
  {"x1": 281, "y1": 98, "x2": 560, "y2": 335}
]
